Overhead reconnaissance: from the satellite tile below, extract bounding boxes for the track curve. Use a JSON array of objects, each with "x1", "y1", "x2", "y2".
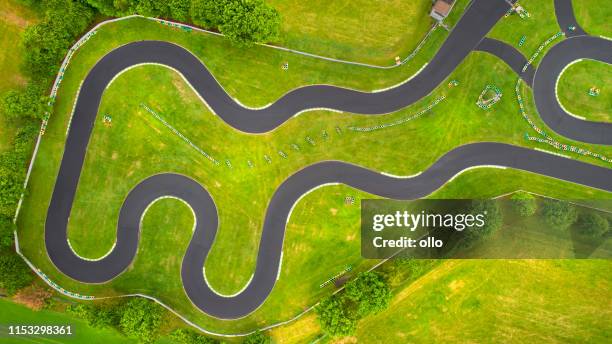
[
  {"x1": 43, "y1": 0, "x2": 612, "y2": 320},
  {"x1": 533, "y1": 35, "x2": 612, "y2": 144},
  {"x1": 475, "y1": 37, "x2": 535, "y2": 86}
]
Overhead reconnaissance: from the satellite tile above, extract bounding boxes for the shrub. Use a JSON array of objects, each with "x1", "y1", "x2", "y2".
[
  {"x1": 510, "y1": 191, "x2": 537, "y2": 217},
  {"x1": 0, "y1": 252, "x2": 33, "y2": 295},
  {"x1": 542, "y1": 199, "x2": 577, "y2": 231},
  {"x1": 576, "y1": 212, "x2": 609, "y2": 237},
  {"x1": 118, "y1": 297, "x2": 165, "y2": 343},
  {"x1": 170, "y1": 328, "x2": 219, "y2": 344}
]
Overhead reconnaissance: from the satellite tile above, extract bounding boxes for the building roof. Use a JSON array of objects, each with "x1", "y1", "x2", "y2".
[{"x1": 433, "y1": 0, "x2": 454, "y2": 16}]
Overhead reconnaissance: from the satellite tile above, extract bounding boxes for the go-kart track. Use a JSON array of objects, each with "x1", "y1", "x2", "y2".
[{"x1": 44, "y1": 0, "x2": 612, "y2": 319}]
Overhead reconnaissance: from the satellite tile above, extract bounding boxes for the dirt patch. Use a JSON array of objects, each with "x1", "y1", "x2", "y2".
[
  {"x1": 0, "y1": 6, "x2": 36, "y2": 28},
  {"x1": 12, "y1": 286, "x2": 53, "y2": 310}
]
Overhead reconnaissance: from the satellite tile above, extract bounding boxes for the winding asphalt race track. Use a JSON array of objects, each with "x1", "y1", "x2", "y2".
[
  {"x1": 45, "y1": 0, "x2": 612, "y2": 319},
  {"x1": 533, "y1": 35, "x2": 612, "y2": 144}
]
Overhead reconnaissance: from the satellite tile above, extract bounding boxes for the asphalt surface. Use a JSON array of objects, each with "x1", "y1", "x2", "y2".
[
  {"x1": 476, "y1": 37, "x2": 535, "y2": 86},
  {"x1": 533, "y1": 35, "x2": 612, "y2": 144},
  {"x1": 554, "y1": 0, "x2": 587, "y2": 37},
  {"x1": 44, "y1": 0, "x2": 612, "y2": 319}
]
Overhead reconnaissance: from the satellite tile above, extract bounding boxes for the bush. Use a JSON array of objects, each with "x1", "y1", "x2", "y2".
[
  {"x1": 0, "y1": 216, "x2": 16, "y2": 249},
  {"x1": 118, "y1": 297, "x2": 165, "y2": 343},
  {"x1": 220, "y1": 0, "x2": 281, "y2": 46},
  {"x1": 243, "y1": 331, "x2": 271, "y2": 344},
  {"x1": 316, "y1": 271, "x2": 392, "y2": 337},
  {"x1": 170, "y1": 328, "x2": 219, "y2": 344},
  {"x1": 542, "y1": 199, "x2": 577, "y2": 231},
  {"x1": 576, "y1": 212, "x2": 609, "y2": 237},
  {"x1": 1, "y1": 83, "x2": 49, "y2": 120},
  {"x1": 22, "y1": 0, "x2": 94, "y2": 81},
  {"x1": 461, "y1": 200, "x2": 503, "y2": 247},
  {"x1": 190, "y1": 0, "x2": 227, "y2": 28},
  {"x1": 0, "y1": 252, "x2": 33, "y2": 295},
  {"x1": 344, "y1": 271, "x2": 391, "y2": 317},
  {"x1": 315, "y1": 294, "x2": 357, "y2": 337},
  {"x1": 0, "y1": 123, "x2": 38, "y2": 218},
  {"x1": 510, "y1": 192, "x2": 537, "y2": 217}
]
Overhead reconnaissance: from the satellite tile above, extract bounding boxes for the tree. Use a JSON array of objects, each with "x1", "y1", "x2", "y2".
[
  {"x1": 0, "y1": 252, "x2": 33, "y2": 295},
  {"x1": 315, "y1": 295, "x2": 357, "y2": 337},
  {"x1": 190, "y1": 0, "x2": 228, "y2": 28},
  {"x1": 22, "y1": 0, "x2": 94, "y2": 81},
  {"x1": 576, "y1": 212, "x2": 609, "y2": 237},
  {"x1": 1, "y1": 84, "x2": 49, "y2": 120},
  {"x1": 118, "y1": 298, "x2": 165, "y2": 343},
  {"x1": 243, "y1": 331, "x2": 271, "y2": 344},
  {"x1": 461, "y1": 200, "x2": 503, "y2": 247},
  {"x1": 542, "y1": 199, "x2": 577, "y2": 231},
  {"x1": 220, "y1": 0, "x2": 281, "y2": 46},
  {"x1": 510, "y1": 191, "x2": 537, "y2": 217},
  {"x1": 0, "y1": 216, "x2": 15, "y2": 249},
  {"x1": 344, "y1": 271, "x2": 391, "y2": 317},
  {"x1": 170, "y1": 328, "x2": 219, "y2": 344}
]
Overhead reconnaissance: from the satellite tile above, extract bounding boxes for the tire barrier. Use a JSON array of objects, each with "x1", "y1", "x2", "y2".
[
  {"x1": 347, "y1": 96, "x2": 446, "y2": 132},
  {"x1": 476, "y1": 85, "x2": 502, "y2": 110}
]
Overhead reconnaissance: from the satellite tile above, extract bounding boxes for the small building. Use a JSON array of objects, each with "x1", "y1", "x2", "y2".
[{"x1": 430, "y1": 0, "x2": 455, "y2": 21}]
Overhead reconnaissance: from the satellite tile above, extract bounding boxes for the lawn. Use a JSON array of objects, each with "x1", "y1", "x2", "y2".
[
  {"x1": 269, "y1": 0, "x2": 434, "y2": 65},
  {"x1": 350, "y1": 259, "x2": 612, "y2": 343},
  {"x1": 573, "y1": 0, "x2": 612, "y2": 37},
  {"x1": 557, "y1": 59, "x2": 611, "y2": 123},
  {"x1": 488, "y1": 0, "x2": 560, "y2": 63},
  {"x1": 0, "y1": 298, "x2": 134, "y2": 343},
  {"x1": 14, "y1": 11, "x2": 612, "y2": 337},
  {"x1": 0, "y1": 0, "x2": 40, "y2": 152}
]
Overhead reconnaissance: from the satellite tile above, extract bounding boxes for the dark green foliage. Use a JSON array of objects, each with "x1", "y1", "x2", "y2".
[
  {"x1": 344, "y1": 271, "x2": 391, "y2": 317},
  {"x1": 243, "y1": 331, "x2": 271, "y2": 344},
  {"x1": 462, "y1": 200, "x2": 503, "y2": 247},
  {"x1": 170, "y1": 328, "x2": 219, "y2": 344},
  {"x1": 0, "y1": 216, "x2": 16, "y2": 249},
  {"x1": 67, "y1": 303, "x2": 119, "y2": 328},
  {"x1": 576, "y1": 212, "x2": 609, "y2": 237},
  {"x1": 510, "y1": 191, "x2": 537, "y2": 217},
  {"x1": 315, "y1": 294, "x2": 357, "y2": 337},
  {"x1": 0, "y1": 252, "x2": 33, "y2": 295},
  {"x1": 22, "y1": 0, "x2": 95, "y2": 81},
  {"x1": 220, "y1": 0, "x2": 281, "y2": 46},
  {"x1": 1, "y1": 83, "x2": 49, "y2": 120},
  {"x1": 0, "y1": 123, "x2": 38, "y2": 218},
  {"x1": 190, "y1": 0, "x2": 227, "y2": 28},
  {"x1": 316, "y1": 271, "x2": 391, "y2": 337},
  {"x1": 542, "y1": 199, "x2": 577, "y2": 231},
  {"x1": 118, "y1": 297, "x2": 165, "y2": 343}
]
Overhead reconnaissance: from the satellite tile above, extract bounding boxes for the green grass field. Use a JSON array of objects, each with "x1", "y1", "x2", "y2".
[
  {"x1": 0, "y1": 0, "x2": 39, "y2": 152},
  {"x1": 12, "y1": 4, "x2": 612, "y2": 339},
  {"x1": 351, "y1": 259, "x2": 612, "y2": 343},
  {"x1": 0, "y1": 298, "x2": 134, "y2": 343},
  {"x1": 488, "y1": 0, "x2": 560, "y2": 63},
  {"x1": 557, "y1": 59, "x2": 611, "y2": 123},
  {"x1": 573, "y1": 0, "x2": 612, "y2": 37},
  {"x1": 269, "y1": 0, "x2": 434, "y2": 65}
]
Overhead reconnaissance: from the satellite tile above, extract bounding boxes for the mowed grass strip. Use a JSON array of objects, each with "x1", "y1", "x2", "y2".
[
  {"x1": 269, "y1": 0, "x2": 434, "y2": 65},
  {"x1": 557, "y1": 59, "x2": 611, "y2": 123},
  {"x1": 573, "y1": 0, "x2": 612, "y2": 37}
]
